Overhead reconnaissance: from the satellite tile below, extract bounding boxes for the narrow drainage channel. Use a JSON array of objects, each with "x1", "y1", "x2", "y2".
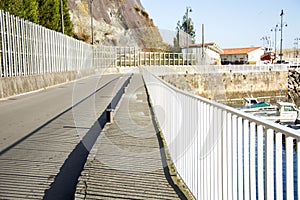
[{"x1": 43, "y1": 74, "x2": 133, "y2": 200}]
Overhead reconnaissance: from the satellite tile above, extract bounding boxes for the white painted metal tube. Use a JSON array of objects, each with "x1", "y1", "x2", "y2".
[{"x1": 142, "y1": 67, "x2": 300, "y2": 200}]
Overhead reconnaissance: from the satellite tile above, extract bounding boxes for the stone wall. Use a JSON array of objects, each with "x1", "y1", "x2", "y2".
[
  {"x1": 162, "y1": 71, "x2": 289, "y2": 103},
  {"x1": 0, "y1": 70, "x2": 94, "y2": 99},
  {"x1": 288, "y1": 69, "x2": 300, "y2": 107},
  {"x1": 0, "y1": 67, "x2": 138, "y2": 99}
]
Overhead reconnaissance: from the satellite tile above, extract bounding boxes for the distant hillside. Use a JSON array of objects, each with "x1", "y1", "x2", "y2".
[{"x1": 68, "y1": 0, "x2": 165, "y2": 50}]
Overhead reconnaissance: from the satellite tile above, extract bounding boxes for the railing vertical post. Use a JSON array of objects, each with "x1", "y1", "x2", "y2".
[
  {"x1": 16, "y1": 16, "x2": 21, "y2": 76},
  {"x1": 120, "y1": 47, "x2": 122, "y2": 67},
  {"x1": 34, "y1": 23, "x2": 38, "y2": 74},
  {"x1": 11, "y1": 15, "x2": 17, "y2": 76},
  {"x1": 250, "y1": 122, "x2": 257, "y2": 200},
  {"x1": 20, "y1": 18, "x2": 25, "y2": 76},
  {"x1": 200, "y1": 102, "x2": 205, "y2": 199},
  {"x1": 243, "y1": 120, "x2": 250, "y2": 200},
  {"x1": 232, "y1": 115, "x2": 238, "y2": 200},
  {"x1": 286, "y1": 136, "x2": 294, "y2": 200},
  {"x1": 173, "y1": 53, "x2": 175, "y2": 66},
  {"x1": 276, "y1": 133, "x2": 283, "y2": 200},
  {"x1": 139, "y1": 49, "x2": 141, "y2": 66},
  {"x1": 237, "y1": 117, "x2": 244, "y2": 200},
  {"x1": 265, "y1": 129, "x2": 274, "y2": 199},
  {"x1": 0, "y1": 11, "x2": 6, "y2": 77},
  {"x1": 257, "y1": 125, "x2": 264, "y2": 200},
  {"x1": 297, "y1": 140, "x2": 300, "y2": 199},
  {"x1": 210, "y1": 105, "x2": 215, "y2": 200},
  {"x1": 24, "y1": 20, "x2": 29, "y2": 75},
  {"x1": 134, "y1": 47, "x2": 136, "y2": 66},
  {"x1": 6, "y1": 12, "x2": 12, "y2": 77},
  {"x1": 204, "y1": 103, "x2": 209, "y2": 200},
  {"x1": 124, "y1": 47, "x2": 126, "y2": 67},
  {"x1": 222, "y1": 110, "x2": 228, "y2": 200},
  {"x1": 217, "y1": 108, "x2": 222, "y2": 200},
  {"x1": 159, "y1": 52, "x2": 161, "y2": 65}
]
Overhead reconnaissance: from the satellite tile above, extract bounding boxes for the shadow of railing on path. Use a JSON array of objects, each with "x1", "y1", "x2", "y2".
[{"x1": 0, "y1": 74, "x2": 132, "y2": 200}]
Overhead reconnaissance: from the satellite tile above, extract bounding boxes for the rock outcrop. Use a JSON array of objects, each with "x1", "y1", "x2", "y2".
[
  {"x1": 68, "y1": 0, "x2": 164, "y2": 49},
  {"x1": 288, "y1": 69, "x2": 300, "y2": 107}
]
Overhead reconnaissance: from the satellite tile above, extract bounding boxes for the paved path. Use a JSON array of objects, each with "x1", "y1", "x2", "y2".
[
  {"x1": 75, "y1": 74, "x2": 185, "y2": 199},
  {"x1": 0, "y1": 74, "x2": 125, "y2": 151},
  {"x1": 0, "y1": 73, "x2": 131, "y2": 199}
]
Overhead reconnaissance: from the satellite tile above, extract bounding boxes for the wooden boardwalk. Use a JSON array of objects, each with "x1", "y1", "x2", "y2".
[{"x1": 75, "y1": 74, "x2": 185, "y2": 199}]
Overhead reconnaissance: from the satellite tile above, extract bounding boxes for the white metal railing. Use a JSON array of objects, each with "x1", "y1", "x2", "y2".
[
  {"x1": 115, "y1": 47, "x2": 197, "y2": 67},
  {"x1": 0, "y1": 10, "x2": 116, "y2": 77},
  {"x1": 142, "y1": 67, "x2": 300, "y2": 199},
  {"x1": 1, "y1": 10, "x2": 290, "y2": 79},
  {"x1": 143, "y1": 64, "x2": 289, "y2": 76}
]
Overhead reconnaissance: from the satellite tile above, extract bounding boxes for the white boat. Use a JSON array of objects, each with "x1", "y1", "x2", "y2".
[
  {"x1": 254, "y1": 102, "x2": 300, "y2": 123},
  {"x1": 240, "y1": 97, "x2": 277, "y2": 113}
]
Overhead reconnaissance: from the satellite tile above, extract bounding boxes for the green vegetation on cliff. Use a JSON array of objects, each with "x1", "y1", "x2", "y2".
[{"x1": 0, "y1": 0, "x2": 73, "y2": 36}]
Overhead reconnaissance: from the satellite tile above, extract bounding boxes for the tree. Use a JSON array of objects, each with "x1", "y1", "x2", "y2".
[
  {"x1": 170, "y1": 32, "x2": 181, "y2": 53},
  {"x1": 38, "y1": 0, "x2": 60, "y2": 32},
  {"x1": 175, "y1": 9, "x2": 196, "y2": 45},
  {"x1": 0, "y1": 0, "x2": 73, "y2": 36},
  {"x1": 23, "y1": 0, "x2": 39, "y2": 23},
  {"x1": 0, "y1": 0, "x2": 39, "y2": 23},
  {"x1": 37, "y1": 0, "x2": 73, "y2": 35}
]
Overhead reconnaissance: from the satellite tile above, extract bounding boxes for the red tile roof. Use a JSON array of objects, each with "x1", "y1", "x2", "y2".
[{"x1": 221, "y1": 47, "x2": 262, "y2": 55}]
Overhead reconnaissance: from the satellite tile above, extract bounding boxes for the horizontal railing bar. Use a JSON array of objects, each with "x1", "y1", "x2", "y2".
[{"x1": 142, "y1": 66, "x2": 300, "y2": 139}]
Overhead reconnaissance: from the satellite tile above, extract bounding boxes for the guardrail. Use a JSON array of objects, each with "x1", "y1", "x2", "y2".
[
  {"x1": 143, "y1": 64, "x2": 289, "y2": 76},
  {"x1": 142, "y1": 66, "x2": 300, "y2": 199},
  {"x1": 1, "y1": 10, "x2": 291, "y2": 79},
  {"x1": 115, "y1": 47, "x2": 197, "y2": 67},
  {"x1": 0, "y1": 10, "x2": 116, "y2": 77}
]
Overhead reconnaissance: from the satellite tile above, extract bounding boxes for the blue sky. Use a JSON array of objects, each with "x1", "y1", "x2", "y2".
[{"x1": 140, "y1": 0, "x2": 300, "y2": 49}]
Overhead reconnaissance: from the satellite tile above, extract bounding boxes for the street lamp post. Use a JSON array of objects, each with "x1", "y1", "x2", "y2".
[
  {"x1": 295, "y1": 37, "x2": 300, "y2": 66},
  {"x1": 90, "y1": 0, "x2": 94, "y2": 45},
  {"x1": 186, "y1": 6, "x2": 192, "y2": 64},
  {"x1": 271, "y1": 24, "x2": 279, "y2": 57},
  {"x1": 60, "y1": 0, "x2": 64, "y2": 34},
  {"x1": 260, "y1": 36, "x2": 271, "y2": 51},
  {"x1": 279, "y1": 9, "x2": 287, "y2": 62}
]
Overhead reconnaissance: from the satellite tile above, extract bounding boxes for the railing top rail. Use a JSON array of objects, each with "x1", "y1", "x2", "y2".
[
  {"x1": 143, "y1": 64, "x2": 289, "y2": 73},
  {"x1": 142, "y1": 67, "x2": 300, "y2": 139}
]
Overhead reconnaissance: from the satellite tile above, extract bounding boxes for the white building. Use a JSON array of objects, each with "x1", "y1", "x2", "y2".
[
  {"x1": 181, "y1": 42, "x2": 223, "y2": 65},
  {"x1": 221, "y1": 47, "x2": 265, "y2": 65}
]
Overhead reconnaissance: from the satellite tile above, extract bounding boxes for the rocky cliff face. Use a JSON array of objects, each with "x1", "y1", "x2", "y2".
[
  {"x1": 288, "y1": 69, "x2": 300, "y2": 107},
  {"x1": 68, "y1": 0, "x2": 163, "y2": 49}
]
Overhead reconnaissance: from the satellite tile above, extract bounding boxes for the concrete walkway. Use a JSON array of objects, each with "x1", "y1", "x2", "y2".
[
  {"x1": 75, "y1": 74, "x2": 185, "y2": 199},
  {"x1": 0, "y1": 73, "x2": 131, "y2": 199}
]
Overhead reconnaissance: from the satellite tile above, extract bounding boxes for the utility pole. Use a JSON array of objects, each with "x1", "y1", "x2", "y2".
[
  {"x1": 60, "y1": 0, "x2": 64, "y2": 34},
  {"x1": 90, "y1": 0, "x2": 94, "y2": 45},
  {"x1": 185, "y1": 6, "x2": 192, "y2": 64},
  {"x1": 202, "y1": 24, "x2": 204, "y2": 58},
  {"x1": 271, "y1": 24, "x2": 279, "y2": 58},
  {"x1": 279, "y1": 9, "x2": 287, "y2": 62},
  {"x1": 295, "y1": 38, "x2": 300, "y2": 66}
]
